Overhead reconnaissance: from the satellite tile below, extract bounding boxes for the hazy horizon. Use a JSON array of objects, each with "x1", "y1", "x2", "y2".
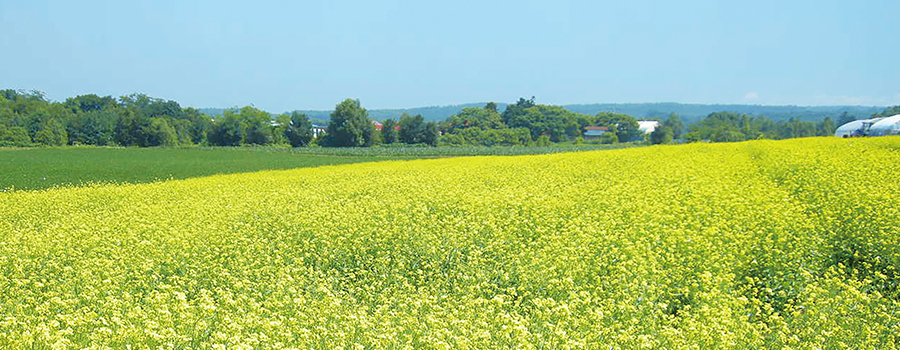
[{"x1": 3, "y1": 0, "x2": 898, "y2": 111}]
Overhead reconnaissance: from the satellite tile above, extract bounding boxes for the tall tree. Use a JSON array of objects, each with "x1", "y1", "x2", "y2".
[
  {"x1": 650, "y1": 125, "x2": 674, "y2": 144},
  {"x1": 34, "y1": 118, "x2": 68, "y2": 146},
  {"x1": 424, "y1": 122, "x2": 440, "y2": 146},
  {"x1": 322, "y1": 99, "x2": 373, "y2": 147},
  {"x1": 596, "y1": 112, "x2": 641, "y2": 142},
  {"x1": 447, "y1": 107, "x2": 504, "y2": 131},
  {"x1": 381, "y1": 118, "x2": 398, "y2": 144},
  {"x1": 285, "y1": 112, "x2": 313, "y2": 147},
  {"x1": 144, "y1": 117, "x2": 179, "y2": 146},
  {"x1": 662, "y1": 113, "x2": 685, "y2": 139},
  {"x1": 399, "y1": 113, "x2": 427, "y2": 144},
  {"x1": 501, "y1": 96, "x2": 535, "y2": 126},
  {"x1": 817, "y1": 116, "x2": 837, "y2": 136},
  {"x1": 836, "y1": 112, "x2": 855, "y2": 126}
]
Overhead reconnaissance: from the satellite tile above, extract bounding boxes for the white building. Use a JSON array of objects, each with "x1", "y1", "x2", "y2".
[
  {"x1": 834, "y1": 118, "x2": 884, "y2": 138},
  {"x1": 867, "y1": 114, "x2": 900, "y2": 137},
  {"x1": 637, "y1": 121, "x2": 660, "y2": 134}
]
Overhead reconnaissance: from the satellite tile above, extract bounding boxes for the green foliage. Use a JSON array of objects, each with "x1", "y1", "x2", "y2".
[
  {"x1": 874, "y1": 105, "x2": 900, "y2": 118},
  {"x1": 0, "y1": 89, "x2": 865, "y2": 151},
  {"x1": 817, "y1": 116, "x2": 837, "y2": 136},
  {"x1": 442, "y1": 127, "x2": 531, "y2": 146},
  {"x1": 534, "y1": 134, "x2": 552, "y2": 147},
  {"x1": 144, "y1": 117, "x2": 179, "y2": 146},
  {"x1": 504, "y1": 105, "x2": 582, "y2": 142},
  {"x1": 209, "y1": 106, "x2": 274, "y2": 146},
  {"x1": 64, "y1": 94, "x2": 117, "y2": 113},
  {"x1": 0, "y1": 147, "x2": 391, "y2": 191},
  {"x1": 399, "y1": 113, "x2": 427, "y2": 144},
  {"x1": 447, "y1": 105, "x2": 505, "y2": 131},
  {"x1": 500, "y1": 96, "x2": 535, "y2": 126},
  {"x1": 598, "y1": 132, "x2": 618, "y2": 144},
  {"x1": 484, "y1": 101, "x2": 498, "y2": 113},
  {"x1": 425, "y1": 122, "x2": 439, "y2": 146},
  {"x1": 209, "y1": 111, "x2": 244, "y2": 146},
  {"x1": 323, "y1": 99, "x2": 374, "y2": 147},
  {"x1": 0, "y1": 125, "x2": 32, "y2": 146},
  {"x1": 381, "y1": 118, "x2": 398, "y2": 144},
  {"x1": 34, "y1": 119, "x2": 68, "y2": 146},
  {"x1": 687, "y1": 112, "x2": 827, "y2": 142},
  {"x1": 68, "y1": 110, "x2": 117, "y2": 145},
  {"x1": 662, "y1": 113, "x2": 685, "y2": 139},
  {"x1": 285, "y1": 112, "x2": 314, "y2": 147},
  {"x1": 836, "y1": 111, "x2": 856, "y2": 127},
  {"x1": 594, "y1": 112, "x2": 641, "y2": 142},
  {"x1": 651, "y1": 126, "x2": 674, "y2": 144}
]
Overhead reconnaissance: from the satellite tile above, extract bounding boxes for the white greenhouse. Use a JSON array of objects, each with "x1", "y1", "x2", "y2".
[
  {"x1": 834, "y1": 118, "x2": 884, "y2": 138},
  {"x1": 867, "y1": 114, "x2": 900, "y2": 137}
]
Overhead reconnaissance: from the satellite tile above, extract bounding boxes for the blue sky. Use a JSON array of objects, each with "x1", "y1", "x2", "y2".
[{"x1": 1, "y1": 0, "x2": 898, "y2": 112}]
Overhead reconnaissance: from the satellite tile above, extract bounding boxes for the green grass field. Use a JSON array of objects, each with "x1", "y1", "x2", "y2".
[
  {"x1": 269, "y1": 143, "x2": 639, "y2": 157},
  {"x1": 0, "y1": 145, "x2": 639, "y2": 191},
  {"x1": 0, "y1": 147, "x2": 397, "y2": 191}
]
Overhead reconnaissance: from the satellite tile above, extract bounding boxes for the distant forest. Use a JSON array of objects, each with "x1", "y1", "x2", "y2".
[
  {"x1": 203, "y1": 103, "x2": 881, "y2": 125},
  {"x1": 2, "y1": 89, "x2": 897, "y2": 148}
]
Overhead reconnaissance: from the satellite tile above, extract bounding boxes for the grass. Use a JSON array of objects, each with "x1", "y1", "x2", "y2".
[
  {"x1": 0, "y1": 144, "x2": 638, "y2": 191},
  {"x1": 0, "y1": 146, "x2": 400, "y2": 191},
  {"x1": 243, "y1": 142, "x2": 641, "y2": 157}
]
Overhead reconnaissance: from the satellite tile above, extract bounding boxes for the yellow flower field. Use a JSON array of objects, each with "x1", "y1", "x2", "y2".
[{"x1": 1, "y1": 137, "x2": 899, "y2": 349}]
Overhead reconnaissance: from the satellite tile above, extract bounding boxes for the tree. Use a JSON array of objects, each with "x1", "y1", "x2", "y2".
[
  {"x1": 662, "y1": 113, "x2": 685, "y2": 139},
  {"x1": 836, "y1": 111, "x2": 855, "y2": 127},
  {"x1": 0, "y1": 125, "x2": 31, "y2": 145},
  {"x1": 650, "y1": 125, "x2": 674, "y2": 144},
  {"x1": 64, "y1": 94, "x2": 117, "y2": 113},
  {"x1": 447, "y1": 107, "x2": 504, "y2": 131},
  {"x1": 424, "y1": 122, "x2": 439, "y2": 146},
  {"x1": 484, "y1": 102, "x2": 498, "y2": 113},
  {"x1": 501, "y1": 96, "x2": 535, "y2": 126},
  {"x1": 599, "y1": 132, "x2": 618, "y2": 144},
  {"x1": 144, "y1": 117, "x2": 179, "y2": 146},
  {"x1": 504, "y1": 105, "x2": 581, "y2": 142},
  {"x1": 34, "y1": 119, "x2": 68, "y2": 146},
  {"x1": 184, "y1": 108, "x2": 213, "y2": 144},
  {"x1": 381, "y1": 118, "x2": 398, "y2": 144},
  {"x1": 285, "y1": 112, "x2": 313, "y2": 147},
  {"x1": 596, "y1": 112, "x2": 641, "y2": 142},
  {"x1": 875, "y1": 106, "x2": 900, "y2": 118},
  {"x1": 817, "y1": 117, "x2": 836, "y2": 136},
  {"x1": 209, "y1": 111, "x2": 245, "y2": 146},
  {"x1": 399, "y1": 113, "x2": 426, "y2": 144},
  {"x1": 533, "y1": 135, "x2": 551, "y2": 146},
  {"x1": 68, "y1": 110, "x2": 116, "y2": 145},
  {"x1": 322, "y1": 99, "x2": 373, "y2": 147},
  {"x1": 237, "y1": 106, "x2": 274, "y2": 145}
]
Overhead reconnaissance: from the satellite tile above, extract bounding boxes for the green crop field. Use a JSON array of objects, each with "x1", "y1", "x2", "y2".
[
  {"x1": 268, "y1": 143, "x2": 639, "y2": 157},
  {"x1": 0, "y1": 147, "x2": 401, "y2": 191},
  {"x1": 1, "y1": 137, "x2": 899, "y2": 348},
  {"x1": 0, "y1": 145, "x2": 637, "y2": 192}
]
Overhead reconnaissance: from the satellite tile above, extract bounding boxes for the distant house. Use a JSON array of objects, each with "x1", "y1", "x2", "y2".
[
  {"x1": 312, "y1": 124, "x2": 327, "y2": 137},
  {"x1": 371, "y1": 120, "x2": 399, "y2": 131},
  {"x1": 637, "y1": 121, "x2": 660, "y2": 134},
  {"x1": 584, "y1": 126, "x2": 611, "y2": 140}
]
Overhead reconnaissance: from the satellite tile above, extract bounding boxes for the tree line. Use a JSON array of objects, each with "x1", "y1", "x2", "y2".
[{"x1": 2, "y1": 89, "x2": 896, "y2": 148}]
